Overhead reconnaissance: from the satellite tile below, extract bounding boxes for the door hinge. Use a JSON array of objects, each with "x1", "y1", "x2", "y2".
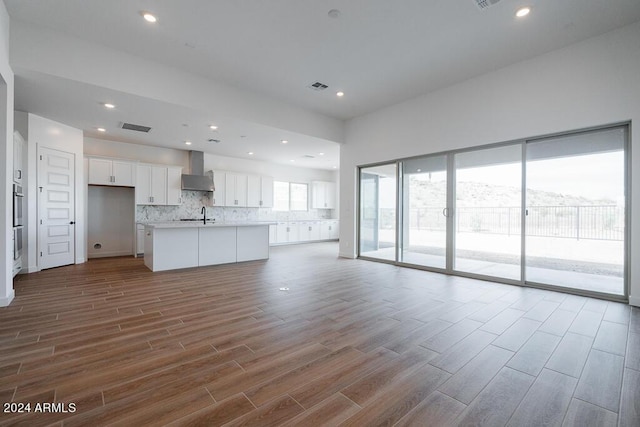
[
  {"x1": 40, "y1": 252, "x2": 43, "y2": 257},
  {"x1": 40, "y1": 155, "x2": 43, "y2": 160}
]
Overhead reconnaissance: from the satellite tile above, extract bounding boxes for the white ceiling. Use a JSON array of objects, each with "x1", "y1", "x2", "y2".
[{"x1": 5, "y1": 0, "x2": 640, "y2": 170}]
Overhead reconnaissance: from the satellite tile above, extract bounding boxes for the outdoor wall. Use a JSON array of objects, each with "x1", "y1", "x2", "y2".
[{"x1": 340, "y1": 21, "x2": 640, "y2": 306}]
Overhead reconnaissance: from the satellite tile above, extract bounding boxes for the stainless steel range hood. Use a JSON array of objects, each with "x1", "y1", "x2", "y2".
[{"x1": 181, "y1": 151, "x2": 214, "y2": 191}]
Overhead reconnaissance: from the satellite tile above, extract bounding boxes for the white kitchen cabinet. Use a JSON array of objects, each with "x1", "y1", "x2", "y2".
[
  {"x1": 144, "y1": 226, "x2": 199, "y2": 271},
  {"x1": 261, "y1": 176, "x2": 274, "y2": 208},
  {"x1": 225, "y1": 172, "x2": 248, "y2": 207},
  {"x1": 275, "y1": 221, "x2": 299, "y2": 243},
  {"x1": 271, "y1": 220, "x2": 339, "y2": 245},
  {"x1": 311, "y1": 181, "x2": 336, "y2": 209},
  {"x1": 276, "y1": 222, "x2": 288, "y2": 243},
  {"x1": 212, "y1": 170, "x2": 226, "y2": 206},
  {"x1": 136, "y1": 164, "x2": 167, "y2": 205},
  {"x1": 298, "y1": 221, "x2": 310, "y2": 242},
  {"x1": 269, "y1": 224, "x2": 277, "y2": 244},
  {"x1": 309, "y1": 221, "x2": 321, "y2": 241},
  {"x1": 247, "y1": 175, "x2": 274, "y2": 208},
  {"x1": 237, "y1": 226, "x2": 269, "y2": 262},
  {"x1": 321, "y1": 220, "x2": 339, "y2": 240},
  {"x1": 88, "y1": 157, "x2": 136, "y2": 187},
  {"x1": 136, "y1": 224, "x2": 145, "y2": 256},
  {"x1": 166, "y1": 166, "x2": 183, "y2": 205},
  {"x1": 199, "y1": 227, "x2": 237, "y2": 266},
  {"x1": 13, "y1": 131, "x2": 24, "y2": 184}
]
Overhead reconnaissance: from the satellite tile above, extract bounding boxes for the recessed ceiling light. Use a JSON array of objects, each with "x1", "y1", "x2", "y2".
[
  {"x1": 319, "y1": 152, "x2": 325, "y2": 156},
  {"x1": 103, "y1": 103, "x2": 115, "y2": 109},
  {"x1": 142, "y1": 12, "x2": 157, "y2": 23},
  {"x1": 247, "y1": 151, "x2": 254, "y2": 155},
  {"x1": 281, "y1": 140, "x2": 288, "y2": 144},
  {"x1": 333, "y1": 166, "x2": 338, "y2": 169},
  {"x1": 336, "y1": 91, "x2": 345, "y2": 97},
  {"x1": 290, "y1": 159, "x2": 295, "y2": 162},
  {"x1": 97, "y1": 127, "x2": 106, "y2": 132},
  {"x1": 185, "y1": 141, "x2": 192, "y2": 145},
  {"x1": 209, "y1": 125, "x2": 218, "y2": 130},
  {"x1": 516, "y1": 7, "x2": 530, "y2": 18}
]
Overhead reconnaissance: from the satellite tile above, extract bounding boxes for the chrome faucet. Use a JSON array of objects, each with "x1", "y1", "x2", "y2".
[{"x1": 201, "y1": 206, "x2": 206, "y2": 225}]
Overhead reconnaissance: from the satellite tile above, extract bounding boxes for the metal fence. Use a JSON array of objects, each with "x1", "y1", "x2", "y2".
[{"x1": 382, "y1": 205, "x2": 624, "y2": 241}]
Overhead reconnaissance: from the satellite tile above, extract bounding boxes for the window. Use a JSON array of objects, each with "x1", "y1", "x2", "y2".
[
  {"x1": 357, "y1": 124, "x2": 628, "y2": 298},
  {"x1": 273, "y1": 181, "x2": 308, "y2": 211}
]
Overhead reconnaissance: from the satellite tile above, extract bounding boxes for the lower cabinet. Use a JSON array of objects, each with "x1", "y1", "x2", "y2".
[
  {"x1": 270, "y1": 220, "x2": 339, "y2": 245},
  {"x1": 144, "y1": 224, "x2": 272, "y2": 272},
  {"x1": 237, "y1": 226, "x2": 269, "y2": 262},
  {"x1": 136, "y1": 224, "x2": 145, "y2": 256},
  {"x1": 199, "y1": 227, "x2": 236, "y2": 266}
]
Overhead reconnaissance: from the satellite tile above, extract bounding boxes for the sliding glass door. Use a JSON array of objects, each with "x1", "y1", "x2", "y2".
[
  {"x1": 525, "y1": 127, "x2": 626, "y2": 295},
  {"x1": 400, "y1": 155, "x2": 448, "y2": 269},
  {"x1": 359, "y1": 163, "x2": 397, "y2": 261},
  {"x1": 357, "y1": 125, "x2": 627, "y2": 298},
  {"x1": 454, "y1": 145, "x2": 522, "y2": 280}
]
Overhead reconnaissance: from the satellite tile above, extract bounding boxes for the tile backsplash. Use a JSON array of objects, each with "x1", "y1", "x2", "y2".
[{"x1": 136, "y1": 190, "x2": 334, "y2": 223}]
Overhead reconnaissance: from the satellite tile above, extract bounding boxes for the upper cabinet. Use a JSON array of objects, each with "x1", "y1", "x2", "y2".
[
  {"x1": 13, "y1": 131, "x2": 24, "y2": 185},
  {"x1": 311, "y1": 181, "x2": 336, "y2": 209},
  {"x1": 136, "y1": 164, "x2": 168, "y2": 205},
  {"x1": 88, "y1": 157, "x2": 136, "y2": 187},
  {"x1": 166, "y1": 166, "x2": 183, "y2": 205},
  {"x1": 211, "y1": 170, "x2": 226, "y2": 207},
  {"x1": 225, "y1": 172, "x2": 248, "y2": 207},
  {"x1": 247, "y1": 175, "x2": 274, "y2": 208}
]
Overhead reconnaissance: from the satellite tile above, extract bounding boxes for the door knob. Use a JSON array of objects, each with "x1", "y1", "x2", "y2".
[{"x1": 70, "y1": 221, "x2": 75, "y2": 225}]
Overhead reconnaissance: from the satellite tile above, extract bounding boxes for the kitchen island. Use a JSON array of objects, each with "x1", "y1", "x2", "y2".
[{"x1": 142, "y1": 221, "x2": 274, "y2": 272}]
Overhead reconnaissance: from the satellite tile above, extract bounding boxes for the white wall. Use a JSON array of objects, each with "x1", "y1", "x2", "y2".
[
  {"x1": 0, "y1": 2, "x2": 14, "y2": 306},
  {"x1": 85, "y1": 136, "x2": 337, "y2": 190},
  {"x1": 20, "y1": 113, "x2": 84, "y2": 273},
  {"x1": 340, "y1": 22, "x2": 640, "y2": 305},
  {"x1": 84, "y1": 137, "x2": 188, "y2": 168},
  {"x1": 203, "y1": 153, "x2": 336, "y2": 184},
  {"x1": 11, "y1": 22, "x2": 344, "y2": 144}
]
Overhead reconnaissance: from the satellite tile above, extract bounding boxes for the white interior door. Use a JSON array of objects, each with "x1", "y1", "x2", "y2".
[{"x1": 39, "y1": 147, "x2": 76, "y2": 269}]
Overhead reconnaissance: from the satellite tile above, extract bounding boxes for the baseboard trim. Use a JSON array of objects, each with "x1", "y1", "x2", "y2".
[
  {"x1": 0, "y1": 290, "x2": 15, "y2": 307},
  {"x1": 629, "y1": 295, "x2": 640, "y2": 307},
  {"x1": 339, "y1": 252, "x2": 356, "y2": 259}
]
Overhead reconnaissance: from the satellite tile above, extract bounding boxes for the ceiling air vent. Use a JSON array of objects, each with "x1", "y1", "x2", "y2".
[
  {"x1": 303, "y1": 155, "x2": 315, "y2": 159},
  {"x1": 120, "y1": 122, "x2": 152, "y2": 133},
  {"x1": 307, "y1": 81, "x2": 329, "y2": 91},
  {"x1": 473, "y1": 0, "x2": 501, "y2": 10}
]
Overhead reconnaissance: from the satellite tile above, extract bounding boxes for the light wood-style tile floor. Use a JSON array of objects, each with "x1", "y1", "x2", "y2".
[{"x1": 1, "y1": 242, "x2": 638, "y2": 426}]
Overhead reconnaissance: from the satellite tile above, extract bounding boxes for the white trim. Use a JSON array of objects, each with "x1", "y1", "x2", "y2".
[
  {"x1": 0, "y1": 290, "x2": 15, "y2": 307},
  {"x1": 339, "y1": 251, "x2": 356, "y2": 259},
  {"x1": 629, "y1": 295, "x2": 640, "y2": 307}
]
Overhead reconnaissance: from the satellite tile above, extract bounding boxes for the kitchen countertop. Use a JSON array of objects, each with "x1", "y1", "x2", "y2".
[{"x1": 141, "y1": 221, "x2": 276, "y2": 229}]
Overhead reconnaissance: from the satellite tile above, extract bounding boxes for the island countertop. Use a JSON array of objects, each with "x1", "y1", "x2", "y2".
[{"x1": 141, "y1": 221, "x2": 276, "y2": 229}]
